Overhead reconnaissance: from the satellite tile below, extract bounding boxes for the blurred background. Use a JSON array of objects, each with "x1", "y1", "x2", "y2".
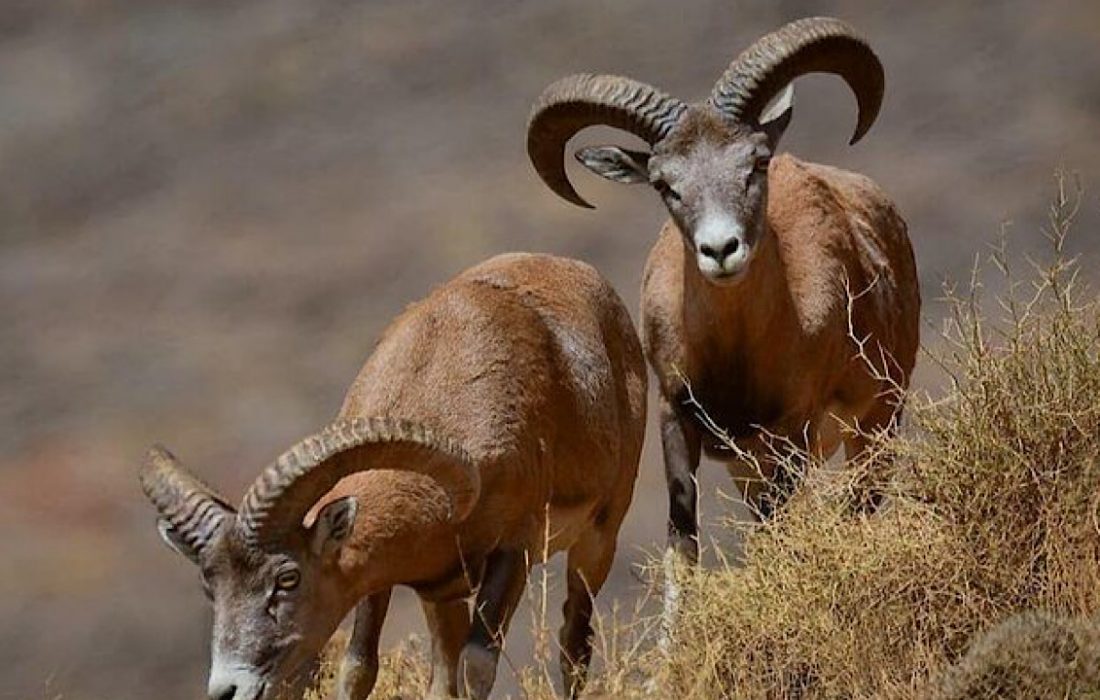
[{"x1": 2, "y1": 1, "x2": 1099, "y2": 698}]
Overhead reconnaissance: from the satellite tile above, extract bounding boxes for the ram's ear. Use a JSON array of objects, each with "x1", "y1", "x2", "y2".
[
  {"x1": 575, "y1": 146, "x2": 651, "y2": 184},
  {"x1": 759, "y1": 84, "x2": 794, "y2": 150},
  {"x1": 311, "y1": 496, "x2": 358, "y2": 558}
]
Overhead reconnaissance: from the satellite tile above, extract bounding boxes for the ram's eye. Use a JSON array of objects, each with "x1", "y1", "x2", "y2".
[
  {"x1": 653, "y1": 180, "x2": 681, "y2": 202},
  {"x1": 275, "y1": 568, "x2": 300, "y2": 592},
  {"x1": 754, "y1": 157, "x2": 772, "y2": 173}
]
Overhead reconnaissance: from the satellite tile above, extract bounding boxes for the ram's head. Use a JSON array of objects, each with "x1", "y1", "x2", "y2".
[
  {"x1": 527, "y1": 17, "x2": 883, "y2": 285},
  {"x1": 140, "y1": 418, "x2": 477, "y2": 700}
]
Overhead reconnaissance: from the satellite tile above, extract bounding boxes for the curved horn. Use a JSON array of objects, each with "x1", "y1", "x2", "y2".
[
  {"x1": 139, "y1": 445, "x2": 233, "y2": 562},
  {"x1": 709, "y1": 17, "x2": 884, "y2": 145},
  {"x1": 527, "y1": 73, "x2": 687, "y2": 208},
  {"x1": 237, "y1": 417, "x2": 479, "y2": 550}
]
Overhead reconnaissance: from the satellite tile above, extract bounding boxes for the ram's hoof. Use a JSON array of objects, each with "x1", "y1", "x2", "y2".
[
  {"x1": 335, "y1": 656, "x2": 379, "y2": 700},
  {"x1": 458, "y1": 644, "x2": 497, "y2": 700}
]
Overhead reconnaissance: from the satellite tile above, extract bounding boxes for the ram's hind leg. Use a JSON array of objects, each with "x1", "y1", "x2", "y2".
[
  {"x1": 560, "y1": 499, "x2": 627, "y2": 698},
  {"x1": 336, "y1": 589, "x2": 392, "y2": 700},
  {"x1": 421, "y1": 597, "x2": 470, "y2": 699},
  {"x1": 459, "y1": 548, "x2": 527, "y2": 700}
]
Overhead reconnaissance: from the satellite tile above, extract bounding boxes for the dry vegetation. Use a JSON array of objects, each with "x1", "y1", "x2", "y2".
[{"x1": 304, "y1": 182, "x2": 1100, "y2": 699}]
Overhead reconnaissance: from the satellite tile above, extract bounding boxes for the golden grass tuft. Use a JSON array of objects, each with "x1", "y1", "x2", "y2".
[{"x1": 305, "y1": 630, "x2": 430, "y2": 700}]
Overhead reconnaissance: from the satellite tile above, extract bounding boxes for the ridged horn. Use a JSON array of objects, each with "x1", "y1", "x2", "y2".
[
  {"x1": 709, "y1": 17, "x2": 884, "y2": 145},
  {"x1": 139, "y1": 445, "x2": 233, "y2": 562},
  {"x1": 527, "y1": 73, "x2": 687, "y2": 208},
  {"x1": 237, "y1": 417, "x2": 479, "y2": 550}
]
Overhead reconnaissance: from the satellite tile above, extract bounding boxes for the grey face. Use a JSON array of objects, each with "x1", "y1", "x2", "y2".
[
  {"x1": 575, "y1": 88, "x2": 794, "y2": 286},
  {"x1": 648, "y1": 134, "x2": 773, "y2": 284},
  {"x1": 158, "y1": 496, "x2": 359, "y2": 700}
]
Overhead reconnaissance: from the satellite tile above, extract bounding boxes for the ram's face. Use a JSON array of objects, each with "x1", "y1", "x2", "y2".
[
  {"x1": 196, "y1": 530, "x2": 339, "y2": 700},
  {"x1": 575, "y1": 101, "x2": 791, "y2": 287},
  {"x1": 648, "y1": 129, "x2": 773, "y2": 285},
  {"x1": 153, "y1": 489, "x2": 360, "y2": 700}
]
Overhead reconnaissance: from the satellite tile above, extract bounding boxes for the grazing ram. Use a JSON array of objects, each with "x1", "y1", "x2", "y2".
[
  {"x1": 139, "y1": 253, "x2": 647, "y2": 700},
  {"x1": 527, "y1": 17, "x2": 919, "y2": 567}
]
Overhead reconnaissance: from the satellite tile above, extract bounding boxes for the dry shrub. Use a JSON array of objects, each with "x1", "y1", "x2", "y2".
[
  {"x1": 934, "y1": 610, "x2": 1100, "y2": 699},
  {"x1": 661, "y1": 177, "x2": 1100, "y2": 699}
]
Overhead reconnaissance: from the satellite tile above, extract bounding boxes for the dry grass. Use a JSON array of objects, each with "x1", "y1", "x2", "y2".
[
  {"x1": 310, "y1": 180, "x2": 1100, "y2": 698},
  {"x1": 305, "y1": 631, "x2": 430, "y2": 700}
]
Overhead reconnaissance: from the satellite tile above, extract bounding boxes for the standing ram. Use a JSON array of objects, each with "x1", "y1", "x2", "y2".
[
  {"x1": 139, "y1": 253, "x2": 647, "y2": 700},
  {"x1": 527, "y1": 17, "x2": 918, "y2": 573}
]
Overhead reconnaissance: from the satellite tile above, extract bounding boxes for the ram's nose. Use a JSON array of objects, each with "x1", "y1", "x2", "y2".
[
  {"x1": 209, "y1": 667, "x2": 264, "y2": 700},
  {"x1": 694, "y1": 213, "x2": 753, "y2": 281},
  {"x1": 699, "y1": 238, "x2": 741, "y2": 267},
  {"x1": 208, "y1": 682, "x2": 237, "y2": 700}
]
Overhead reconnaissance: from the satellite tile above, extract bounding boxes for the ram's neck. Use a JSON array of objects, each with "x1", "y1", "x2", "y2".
[{"x1": 324, "y1": 471, "x2": 460, "y2": 597}]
